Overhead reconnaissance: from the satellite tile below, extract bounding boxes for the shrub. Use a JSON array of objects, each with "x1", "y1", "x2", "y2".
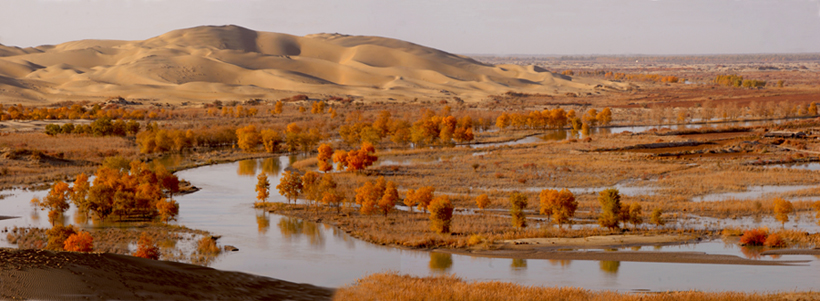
[
  {"x1": 740, "y1": 228, "x2": 768, "y2": 246},
  {"x1": 133, "y1": 232, "x2": 160, "y2": 260},
  {"x1": 46, "y1": 225, "x2": 77, "y2": 251},
  {"x1": 475, "y1": 194, "x2": 489, "y2": 211},
  {"x1": 64, "y1": 231, "x2": 93, "y2": 252},
  {"x1": 764, "y1": 233, "x2": 787, "y2": 248}
]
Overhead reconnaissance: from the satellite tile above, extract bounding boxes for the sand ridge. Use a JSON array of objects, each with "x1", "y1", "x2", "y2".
[
  {"x1": 0, "y1": 25, "x2": 625, "y2": 104},
  {"x1": 0, "y1": 248, "x2": 334, "y2": 300}
]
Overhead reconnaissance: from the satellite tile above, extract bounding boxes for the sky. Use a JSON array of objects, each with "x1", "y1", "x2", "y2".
[{"x1": 0, "y1": 0, "x2": 819, "y2": 55}]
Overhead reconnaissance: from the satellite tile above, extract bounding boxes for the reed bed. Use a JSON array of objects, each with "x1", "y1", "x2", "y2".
[{"x1": 333, "y1": 272, "x2": 819, "y2": 301}]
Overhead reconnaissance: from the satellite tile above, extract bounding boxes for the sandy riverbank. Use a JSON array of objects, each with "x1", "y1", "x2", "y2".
[{"x1": 440, "y1": 234, "x2": 810, "y2": 266}]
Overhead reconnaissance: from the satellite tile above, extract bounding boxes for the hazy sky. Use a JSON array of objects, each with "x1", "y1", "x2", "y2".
[{"x1": 1, "y1": 0, "x2": 819, "y2": 55}]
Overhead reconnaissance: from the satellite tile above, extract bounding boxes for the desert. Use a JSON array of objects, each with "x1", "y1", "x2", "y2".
[{"x1": 2, "y1": 4, "x2": 820, "y2": 300}]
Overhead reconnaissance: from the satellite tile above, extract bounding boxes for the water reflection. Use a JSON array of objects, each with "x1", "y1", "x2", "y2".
[
  {"x1": 548, "y1": 259, "x2": 572, "y2": 267},
  {"x1": 260, "y1": 157, "x2": 282, "y2": 176},
  {"x1": 237, "y1": 159, "x2": 258, "y2": 177},
  {"x1": 156, "y1": 154, "x2": 184, "y2": 169},
  {"x1": 511, "y1": 258, "x2": 527, "y2": 271},
  {"x1": 277, "y1": 216, "x2": 325, "y2": 247},
  {"x1": 429, "y1": 252, "x2": 453, "y2": 272},
  {"x1": 256, "y1": 212, "x2": 270, "y2": 234},
  {"x1": 600, "y1": 261, "x2": 620, "y2": 274},
  {"x1": 740, "y1": 246, "x2": 764, "y2": 260}
]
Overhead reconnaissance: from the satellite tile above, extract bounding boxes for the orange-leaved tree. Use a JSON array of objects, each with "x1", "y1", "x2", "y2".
[
  {"x1": 276, "y1": 170, "x2": 303, "y2": 203},
  {"x1": 344, "y1": 142, "x2": 378, "y2": 172},
  {"x1": 41, "y1": 181, "x2": 71, "y2": 225},
  {"x1": 355, "y1": 177, "x2": 387, "y2": 215},
  {"x1": 773, "y1": 198, "x2": 794, "y2": 227},
  {"x1": 236, "y1": 124, "x2": 260, "y2": 152},
  {"x1": 331, "y1": 150, "x2": 349, "y2": 171},
  {"x1": 406, "y1": 186, "x2": 435, "y2": 213},
  {"x1": 429, "y1": 195, "x2": 454, "y2": 234},
  {"x1": 378, "y1": 181, "x2": 399, "y2": 216},
  {"x1": 133, "y1": 232, "x2": 160, "y2": 260},
  {"x1": 256, "y1": 172, "x2": 270, "y2": 203},
  {"x1": 64, "y1": 231, "x2": 94, "y2": 252},
  {"x1": 71, "y1": 173, "x2": 91, "y2": 213},
  {"x1": 156, "y1": 199, "x2": 179, "y2": 223},
  {"x1": 510, "y1": 192, "x2": 528, "y2": 228},
  {"x1": 317, "y1": 143, "x2": 334, "y2": 173},
  {"x1": 539, "y1": 188, "x2": 577, "y2": 228},
  {"x1": 46, "y1": 225, "x2": 77, "y2": 251}
]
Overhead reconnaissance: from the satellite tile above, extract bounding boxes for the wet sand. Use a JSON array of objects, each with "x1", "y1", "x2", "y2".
[
  {"x1": 441, "y1": 235, "x2": 811, "y2": 266},
  {"x1": 0, "y1": 248, "x2": 334, "y2": 301}
]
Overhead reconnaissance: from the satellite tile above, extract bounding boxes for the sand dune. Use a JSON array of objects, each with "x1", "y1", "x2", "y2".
[{"x1": 0, "y1": 25, "x2": 625, "y2": 104}]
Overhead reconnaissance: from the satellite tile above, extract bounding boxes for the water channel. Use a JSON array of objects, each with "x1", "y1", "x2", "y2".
[
  {"x1": 2, "y1": 156, "x2": 819, "y2": 291},
  {"x1": 471, "y1": 118, "x2": 803, "y2": 148}
]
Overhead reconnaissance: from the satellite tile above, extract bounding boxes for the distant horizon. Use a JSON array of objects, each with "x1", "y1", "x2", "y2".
[{"x1": 1, "y1": 1, "x2": 819, "y2": 55}]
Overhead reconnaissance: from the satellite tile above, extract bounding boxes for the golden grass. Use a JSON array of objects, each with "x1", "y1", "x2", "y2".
[{"x1": 333, "y1": 272, "x2": 819, "y2": 301}]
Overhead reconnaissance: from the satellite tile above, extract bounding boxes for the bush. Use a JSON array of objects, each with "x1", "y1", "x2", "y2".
[
  {"x1": 764, "y1": 233, "x2": 787, "y2": 248},
  {"x1": 133, "y1": 232, "x2": 160, "y2": 260},
  {"x1": 64, "y1": 231, "x2": 94, "y2": 252},
  {"x1": 740, "y1": 228, "x2": 768, "y2": 246}
]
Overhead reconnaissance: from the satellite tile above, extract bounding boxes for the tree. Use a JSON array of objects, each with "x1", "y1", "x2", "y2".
[
  {"x1": 429, "y1": 196, "x2": 454, "y2": 234},
  {"x1": 650, "y1": 208, "x2": 665, "y2": 227},
  {"x1": 236, "y1": 125, "x2": 260, "y2": 152},
  {"x1": 510, "y1": 192, "x2": 528, "y2": 228},
  {"x1": 406, "y1": 186, "x2": 435, "y2": 213},
  {"x1": 277, "y1": 170, "x2": 303, "y2": 203},
  {"x1": 596, "y1": 108, "x2": 612, "y2": 126},
  {"x1": 810, "y1": 102, "x2": 818, "y2": 116},
  {"x1": 64, "y1": 231, "x2": 94, "y2": 252},
  {"x1": 773, "y1": 198, "x2": 794, "y2": 227},
  {"x1": 332, "y1": 150, "x2": 349, "y2": 171},
  {"x1": 301, "y1": 171, "x2": 323, "y2": 206},
  {"x1": 538, "y1": 189, "x2": 577, "y2": 228},
  {"x1": 317, "y1": 143, "x2": 334, "y2": 172},
  {"x1": 321, "y1": 191, "x2": 345, "y2": 213},
  {"x1": 261, "y1": 129, "x2": 282, "y2": 153},
  {"x1": 133, "y1": 232, "x2": 160, "y2": 260},
  {"x1": 274, "y1": 100, "x2": 284, "y2": 114},
  {"x1": 355, "y1": 179, "x2": 383, "y2": 215},
  {"x1": 496, "y1": 113, "x2": 511, "y2": 130},
  {"x1": 345, "y1": 142, "x2": 378, "y2": 172},
  {"x1": 46, "y1": 225, "x2": 77, "y2": 251},
  {"x1": 256, "y1": 172, "x2": 270, "y2": 203},
  {"x1": 621, "y1": 202, "x2": 643, "y2": 228},
  {"x1": 40, "y1": 181, "x2": 71, "y2": 225},
  {"x1": 156, "y1": 199, "x2": 179, "y2": 223},
  {"x1": 475, "y1": 194, "x2": 489, "y2": 211},
  {"x1": 582, "y1": 109, "x2": 598, "y2": 127},
  {"x1": 378, "y1": 181, "x2": 399, "y2": 216},
  {"x1": 598, "y1": 188, "x2": 621, "y2": 229}
]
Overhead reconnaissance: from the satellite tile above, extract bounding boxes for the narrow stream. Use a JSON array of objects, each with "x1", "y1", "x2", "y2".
[{"x1": 1, "y1": 156, "x2": 819, "y2": 291}]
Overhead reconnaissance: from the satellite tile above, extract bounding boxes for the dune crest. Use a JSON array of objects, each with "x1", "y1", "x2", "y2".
[{"x1": 0, "y1": 25, "x2": 624, "y2": 104}]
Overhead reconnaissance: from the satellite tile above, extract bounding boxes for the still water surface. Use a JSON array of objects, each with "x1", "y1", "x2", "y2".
[{"x1": 2, "y1": 156, "x2": 820, "y2": 291}]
